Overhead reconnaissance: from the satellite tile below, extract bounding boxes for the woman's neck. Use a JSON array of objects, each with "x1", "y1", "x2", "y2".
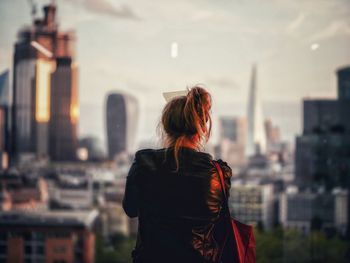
[{"x1": 165, "y1": 135, "x2": 200, "y2": 150}]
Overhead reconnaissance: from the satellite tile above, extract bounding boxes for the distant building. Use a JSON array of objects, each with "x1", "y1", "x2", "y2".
[
  {"x1": 49, "y1": 57, "x2": 78, "y2": 161},
  {"x1": 246, "y1": 64, "x2": 266, "y2": 156},
  {"x1": 0, "y1": 70, "x2": 10, "y2": 168},
  {"x1": 296, "y1": 66, "x2": 350, "y2": 189},
  {"x1": 100, "y1": 192, "x2": 130, "y2": 238},
  {"x1": 220, "y1": 116, "x2": 246, "y2": 143},
  {"x1": 218, "y1": 116, "x2": 246, "y2": 168},
  {"x1": 337, "y1": 66, "x2": 350, "y2": 100},
  {"x1": 0, "y1": 209, "x2": 97, "y2": 263},
  {"x1": 49, "y1": 172, "x2": 93, "y2": 210},
  {"x1": 229, "y1": 181, "x2": 274, "y2": 230},
  {"x1": 264, "y1": 119, "x2": 280, "y2": 146},
  {"x1": 0, "y1": 171, "x2": 48, "y2": 212},
  {"x1": 0, "y1": 70, "x2": 10, "y2": 107},
  {"x1": 280, "y1": 188, "x2": 348, "y2": 235},
  {"x1": 106, "y1": 93, "x2": 138, "y2": 160},
  {"x1": 295, "y1": 66, "x2": 350, "y2": 235},
  {"x1": 11, "y1": 3, "x2": 78, "y2": 163},
  {"x1": 78, "y1": 136, "x2": 106, "y2": 162}
]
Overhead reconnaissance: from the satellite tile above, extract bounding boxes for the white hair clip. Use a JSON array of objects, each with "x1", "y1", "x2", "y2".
[{"x1": 162, "y1": 90, "x2": 188, "y2": 102}]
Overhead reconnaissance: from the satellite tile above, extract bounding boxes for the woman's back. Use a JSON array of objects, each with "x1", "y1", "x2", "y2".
[{"x1": 123, "y1": 147, "x2": 232, "y2": 263}]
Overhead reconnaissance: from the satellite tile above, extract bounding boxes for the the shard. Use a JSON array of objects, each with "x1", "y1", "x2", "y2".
[{"x1": 246, "y1": 64, "x2": 266, "y2": 156}]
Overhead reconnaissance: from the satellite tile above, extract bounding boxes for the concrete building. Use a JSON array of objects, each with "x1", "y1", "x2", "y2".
[
  {"x1": 0, "y1": 209, "x2": 97, "y2": 263},
  {"x1": 106, "y1": 92, "x2": 139, "y2": 160},
  {"x1": 229, "y1": 181, "x2": 274, "y2": 229}
]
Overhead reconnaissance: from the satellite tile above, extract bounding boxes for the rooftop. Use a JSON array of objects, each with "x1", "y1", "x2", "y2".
[{"x1": 0, "y1": 209, "x2": 98, "y2": 229}]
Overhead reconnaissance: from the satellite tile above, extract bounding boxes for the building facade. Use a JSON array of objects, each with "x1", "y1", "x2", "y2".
[
  {"x1": 280, "y1": 188, "x2": 348, "y2": 235},
  {"x1": 49, "y1": 57, "x2": 78, "y2": 161},
  {"x1": 106, "y1": 93, "x2": 138, "y2": 160},
  {"x1": 229, "y1": 181, "x2": 274, "y2": 229},
  {"x1": 0, "y1": 210, "x2": 97, "y2": 263}
]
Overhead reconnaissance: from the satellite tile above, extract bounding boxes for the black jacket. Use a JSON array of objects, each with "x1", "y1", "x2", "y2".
[{"x1": 123, "y1": 147, "x2": 232, "y2": 263}]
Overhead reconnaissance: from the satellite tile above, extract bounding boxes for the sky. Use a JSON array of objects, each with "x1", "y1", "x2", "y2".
[{"x1": 0, "y1": 0, "x2": 349, "y2": 150}]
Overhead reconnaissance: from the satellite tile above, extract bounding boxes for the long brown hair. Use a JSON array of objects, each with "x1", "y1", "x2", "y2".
[{"x1": 159, "y1": 86, "x2": 212, "y2": 171}]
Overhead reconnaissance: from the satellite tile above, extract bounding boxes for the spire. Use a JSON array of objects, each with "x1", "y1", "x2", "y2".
[{"x1": 246, "y1": 64, "x2": 266, "y2": 156}]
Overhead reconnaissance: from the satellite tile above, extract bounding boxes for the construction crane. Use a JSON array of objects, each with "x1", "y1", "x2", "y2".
[{"x1": 27, "y1": 0, "x2": 37, "y2": 20}]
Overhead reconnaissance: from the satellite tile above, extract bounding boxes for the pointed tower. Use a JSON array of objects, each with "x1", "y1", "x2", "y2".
[{"x1": 246, "y1": 64, "x2": 266, "y2": 156}]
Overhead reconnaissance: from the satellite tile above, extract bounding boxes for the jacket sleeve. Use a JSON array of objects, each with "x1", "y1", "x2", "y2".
[
  {"x1": 216, "y1": 159, "x2": 232, "y2": 197},
  {"x1": 122, "y1": 152, "x2": 140, "y2": 218}
]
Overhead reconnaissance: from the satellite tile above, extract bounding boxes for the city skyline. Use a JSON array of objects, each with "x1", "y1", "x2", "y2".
[{"x1": 0, "y1": 0, "x2": 349, "y2": 148}]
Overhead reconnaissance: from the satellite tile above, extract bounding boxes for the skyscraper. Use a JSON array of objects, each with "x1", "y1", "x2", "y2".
[
  {"x1": 337, "y1": 66, "x2": 350, "y2": 101},
  {"x1": 106, "y1": 93, "x2": 139, "y2": 160},
  {"x1": 295, "y1": 65, "x2": 350, "y2": 236},
  {"x1": 246, "y1": 64, "x2": 266, "y2": 156},
  {"x1": 0, "y1": 70, "x2": 10, "y2": 106},
  {"x1": 49, "y1": 57, "x2": 78, "y2": 161},
  {"x1": 0, "y1": 70, "x2": 10, "y2": 168},
  {"x1": 11, "y1": 3, "x2": 77, "y2": 162}
]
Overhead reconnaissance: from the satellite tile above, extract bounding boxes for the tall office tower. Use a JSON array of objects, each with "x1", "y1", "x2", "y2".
[
  {"x1": 11, "y1": 3, "x2": 77, "y2": 162},
  {"x1": 246, "y1": 64, "x2": 266, "y2": 156},
  {"x1": 106, "y1": 93, "x2": 139, "y2": 160},
  {"x1": 0, "y1": 70, "x2": 10, "y2": 146},
  {"x1": 295, "y1": 65, "x2": 350, "y2": 236},
  {"x1": 49, "y1": 57, "x2": 78, "y2": 161},
  {"x1": 0, "y1": 70, "x2": 10, "y2": 168},
  {"x1": 0, "y1": 70, "x2": 10, "y2": 106},
  {"x1": 337, "y1": 66, "x2": 350, "y2": 100}
]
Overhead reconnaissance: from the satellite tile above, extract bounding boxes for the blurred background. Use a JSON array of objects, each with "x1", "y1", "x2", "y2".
[{"x1": 0, "y1": 0, "x2": 349, "y2": 262}]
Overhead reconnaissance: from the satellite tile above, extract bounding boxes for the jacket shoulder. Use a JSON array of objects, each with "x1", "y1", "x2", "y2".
[{"x1": 214, "y1": 159, "x2": 233, "y2": 179}]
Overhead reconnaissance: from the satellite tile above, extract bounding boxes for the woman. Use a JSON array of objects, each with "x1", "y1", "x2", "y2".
[{"x1": 123, "y1": 86, "x2": 232, "y2": 263}]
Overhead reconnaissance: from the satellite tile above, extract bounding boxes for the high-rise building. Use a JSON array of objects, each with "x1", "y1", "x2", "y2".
[
  {"x1": 49, "y1": 57, "x2": 78, "y2": 161},
  {"x1": 246, "y1": 64, "x2": 266, "y2": 156},
  {"x1": 296, "y1": 66, "x2": 350, "y2": 188},
  {"x1": 106, "y1": 93, "x2": 139, "y2": 160},
  {"x1": 0, "y1": 70, "x2": 10, "y2": 168},
  {"x1": 0, "y1": 70, "x2": 10, "y2": 107},
  {"x1": 11, "y1": 3, "x2": 77, "y2": 163},
  {"x1": 295, "y1": 65, "x2": 350, "y2": 236},
  {"x1": 337, "y1": 66, "x2": 350, "y2": 101}
]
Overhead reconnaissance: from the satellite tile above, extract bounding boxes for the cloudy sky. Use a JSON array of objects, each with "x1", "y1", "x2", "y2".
[{"x1": 0, "y1": 0, "x2": 349, "y2": 148}]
